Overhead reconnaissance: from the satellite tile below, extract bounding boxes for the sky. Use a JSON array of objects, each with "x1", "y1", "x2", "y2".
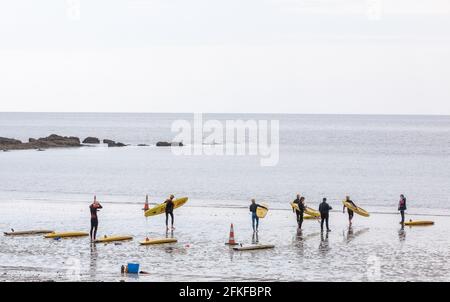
[{"x1": 0, "y1": 0, "x2": 449, "y2": 115}]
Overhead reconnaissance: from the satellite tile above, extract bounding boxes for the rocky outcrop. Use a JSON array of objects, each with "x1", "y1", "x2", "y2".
[
  {"x1": 156, "y1": 141, "x2": 183, "y2": 147},
  {"x1": 0, "y1": 134, "x2": 81, "y2": 151},
  {"x1": 82, "y1": 137, "x2": 100, "y2": 144},
  {"x1": 0, "y1": 137, "x2": 22, "y2": 145},
  {"x1": 103, "y1": 139, "x2": 126, "y2": 147}
]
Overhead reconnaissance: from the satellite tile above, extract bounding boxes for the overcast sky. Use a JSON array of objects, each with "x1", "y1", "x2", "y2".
[{"x1": 0, "y1": 0, "x2": 449, "y2": 114}]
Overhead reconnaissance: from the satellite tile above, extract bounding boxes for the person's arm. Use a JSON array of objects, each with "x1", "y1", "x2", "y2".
[
  {"x1": 257, "y1": 204, "x2": 268, "y2": 210},
  {"x1": 97, "y1": 204, "x2": 103, "y2": 209}
]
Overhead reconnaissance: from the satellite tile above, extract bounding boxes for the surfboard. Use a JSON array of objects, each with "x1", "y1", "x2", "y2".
[
  {"x1": 4, "y1": 230, "x2": 54, "y2": 236},
  {"x1": 291, "y1": 202, "x2": 320, "y2": 218},
  {"x1": 94, "y1": 235, "x2": 133, "y2": 243},
  {"x1": 44, "y1": 232, "x2": 89, "y2": 238},
  {"x1": 303, "y1": 215, "x2": 317, "y2": 220},
  {"x1": 404, "y1": 220, "x2": 434, "y2": 226},
  {"x1": 233, "y1": 244, "x2": 275, "y2": 251},
  {"x1": 342, "y1": 200, "x2": 370, "y2": 217},
  {"x1": 139, "y1": 238, "x2": 177, "y2": 245},
  {"x1": 256, "y1": 203, "x2": 269, "y2": 218},
  {"x1": 144, "y1": 197, "x2": 188, "y2": 217}
]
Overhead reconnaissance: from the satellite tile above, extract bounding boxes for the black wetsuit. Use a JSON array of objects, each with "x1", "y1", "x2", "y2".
[
  {"x1": 398, "y1": 197, "x2": 407, "y2": 224},
  {"x1": 319, "y1": 201, "x2": 332, "y2": 231},
  {"x1": 344, "y1": 200, "x2": 356, "y2": 220},
  {"x1": 293, "y1": 198, "x2": 305, "y2": 228},
  {"x1": 165, "y1": 199, "x2": 174, "y2": 227},
  {"x1": 89, "y1": 203, "x2": 102, "y2": 240}
]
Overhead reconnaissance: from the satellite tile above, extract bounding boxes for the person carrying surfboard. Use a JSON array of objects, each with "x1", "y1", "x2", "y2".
[
  {"x1": 319, "y1": 198, "x2": 332, "y2": 232},
  {"x1": 398, "y1": 194, "x2": 407, "y2": 226},
  {"x1": 292, "y1": 195, "x2": 306, "y2": 229},
  {"x1": 342, "y1": 196, "x2": 357, "y2": 226},
  {"x1": 89, "y1": 196, "x2": 103, "y2": 242},
  {"x1": 165, "y1": 194, "x2": 175, "y2": 231},
  {"x1": 249, "y1": 199, "x2": 267, "y2": 233}
]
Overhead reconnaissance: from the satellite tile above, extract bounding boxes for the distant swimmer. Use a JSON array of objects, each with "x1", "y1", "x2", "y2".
[
  {"x1": 89, "y1": 196, "x2": 103, "y2": 241},
  {"x1": 319, "y1": 198, "x2": 332, "y2": 232},
  {"x1": 165, "y1": 194, "x2": 175, "y2": 231},
  {"x1": 343, "y1": 196, "x2": 357, "y2": 226},
  {"x1": 398, "y1": 194, "x2": 407, "y2": 227},
  {"x1": 292, "y1": 194, "x2": 306, "y2": 229},
  {"x1": 249, "y1": 199, "x2": 267, "y2": 233}
]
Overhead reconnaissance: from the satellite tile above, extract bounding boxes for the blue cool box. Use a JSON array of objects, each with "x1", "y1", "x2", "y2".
[{"x1": 127, "y1": 263, "x2": 140, "y2": 274}]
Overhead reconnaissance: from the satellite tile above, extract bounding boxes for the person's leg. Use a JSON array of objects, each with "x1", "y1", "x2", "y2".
[
  {"x1": 296, "y1": 212, "x2": 300, "y2": 227},
  {"x1": 326, "y1": 214, "x2": 330, "y2": 231},
  {"x1": 320, "y1": 215, "x2": 325, "y2": 232},
  {"x1": 252, "y1": 214, "x2": 256, "y2": 231},
  {"x1": 299, "y1": 212, "x2": 304, "y2": 229},
  {"x1": 93, "y1": 225, "x2": 98, "y2": 240},
  {"x1": 170, "y1": 212, "x2": 174, "y2": 228},
  {"x1": 90, "y1": 220, "x2": 94, "y2": 240},
  {"x1": 165, "y1": 213, "x2": 169, "y2": 228},
  {"x1": 256, "y1": 216, "x2": 259, "y2": 231},
  {"x1": 400, "y1": 210, "x2": 405, "y2": 224}
]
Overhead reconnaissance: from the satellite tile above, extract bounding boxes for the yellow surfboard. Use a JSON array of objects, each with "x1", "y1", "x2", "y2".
[
  {"x1": 144, "y1": 197, "x2": 188, "y2": 217},
  {"x1": 94, "y1": 235, "x2": 133, "y2": 243},
  {"x1": 139, "y1": 238, "x2": 177, "y2": 245},
  {"x1": 342, "y1": 200, "x2": 370, "y2": 217},
  {"x1": 291, "y1": 202, "x2": 320, "y2": 218},
  {"x1": 44, "y1": 231, "x2": 89, "y2": 238},
  {"x1": 404, "y1": 220, "x2": 434, "y2": 226},
  {"x1": 256, "y1": 203, "x2": 269, "y2": 218}
]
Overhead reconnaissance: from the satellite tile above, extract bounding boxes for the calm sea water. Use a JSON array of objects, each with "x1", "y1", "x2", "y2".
[
  {"x1": 0, "y1": 113, "x2": 449, "y2": 210},
  {"x1": 1, "y1": 113, "x2": 450, "y2": 282}
]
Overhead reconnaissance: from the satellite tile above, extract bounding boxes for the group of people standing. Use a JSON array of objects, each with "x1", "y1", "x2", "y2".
[
  {"x1": 252, "y1": 194, "x2": 409, "y2": 234},
  {"x1": 88, "y1": 193, "x2": 409, "y2": 241}
]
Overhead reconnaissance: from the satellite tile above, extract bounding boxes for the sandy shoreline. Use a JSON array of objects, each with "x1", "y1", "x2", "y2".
[{"x1": 1, "y1": 199, "x2": 450, "y2": 282}]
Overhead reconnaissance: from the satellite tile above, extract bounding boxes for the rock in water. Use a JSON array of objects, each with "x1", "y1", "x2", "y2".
[
  {"x1": 103, "y1": 139, "x2": 126, "y2": 147},
  {"x1": 0, "y1": 134, "x2": 81, "y2": 150},
  {"x1": 156, "y1": 141, "x2": 183, "y2": 147},
  {"x1": 0, "y1": 137, "x2": 22, "y2": 145},
  {"x1": 82, "y1": 137, "x2": 100, "y2": 144}
]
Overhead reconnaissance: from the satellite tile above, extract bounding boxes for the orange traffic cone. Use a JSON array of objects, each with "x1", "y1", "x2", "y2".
[
  {"x1": 225, "y1": 223, "x2": 239, "y2": 246},
  {"x1": 143, "y1": 195, "x2": 149, "y2": 211}
]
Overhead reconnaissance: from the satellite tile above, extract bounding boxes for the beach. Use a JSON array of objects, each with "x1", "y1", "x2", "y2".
[
  {"x1": 1, "y1": 198, "x2": 450, "y2": 282},
  {"x1": 0, "y1": 113, "x2": 449, "y2": 282}
]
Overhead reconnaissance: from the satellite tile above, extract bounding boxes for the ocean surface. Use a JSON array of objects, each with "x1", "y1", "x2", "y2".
[
  {"x1": 1, "y1": 113, "x2": 449, "y2": 281},
  {"x1": 0, "y1": 113, "x2": 449, "y2": 210}
]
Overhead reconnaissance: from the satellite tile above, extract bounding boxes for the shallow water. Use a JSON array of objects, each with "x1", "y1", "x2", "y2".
[
  {"x1": 1, "y1": 199, "x2": 449, "y2": 282},
  {"x1": 0, "y1": 113, "x2": 449, "y2": 281}
]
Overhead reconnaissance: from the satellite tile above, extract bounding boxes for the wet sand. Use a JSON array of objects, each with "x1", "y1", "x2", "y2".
[{"x1": 1, "y1": 199, "x2": 449, "y2": 282}]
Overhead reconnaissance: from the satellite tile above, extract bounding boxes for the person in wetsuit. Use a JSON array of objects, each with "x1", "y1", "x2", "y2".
[
  {"x1": 249, "y1": 199, "x2": 267, "y2": 233},
  {"x1": 343, "y1": 196, "x2": 357, "y2": 226},
  {"x1": 292, "y1": 194, "x2": 306, "y2": 229},
  {"x1": 89, "y1": 196, "x2": 103, "y2": 241},
  {"x1": 319, "y1": 198, "x2": 332, "y2": 232},
  {"x1": 398, "y1": 194, "x2": 407, "y2": 226},
  {"x1": 165, "y1": 194, "x2": 175, "y2": 231}
]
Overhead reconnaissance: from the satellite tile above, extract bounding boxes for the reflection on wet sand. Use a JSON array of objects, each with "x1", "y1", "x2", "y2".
[
  {"x1": 319, "y1": 232, "x2": 330, "y2": 254},
  {"x1": 398, "y1": 228, "x2": 406, "y2": 242},
  {"x1": 343, "y1": 227, "x2": 370, "y2": 243},
  {"x1": 89, "y1": 243, "x2": 97, "y2": 279}
]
